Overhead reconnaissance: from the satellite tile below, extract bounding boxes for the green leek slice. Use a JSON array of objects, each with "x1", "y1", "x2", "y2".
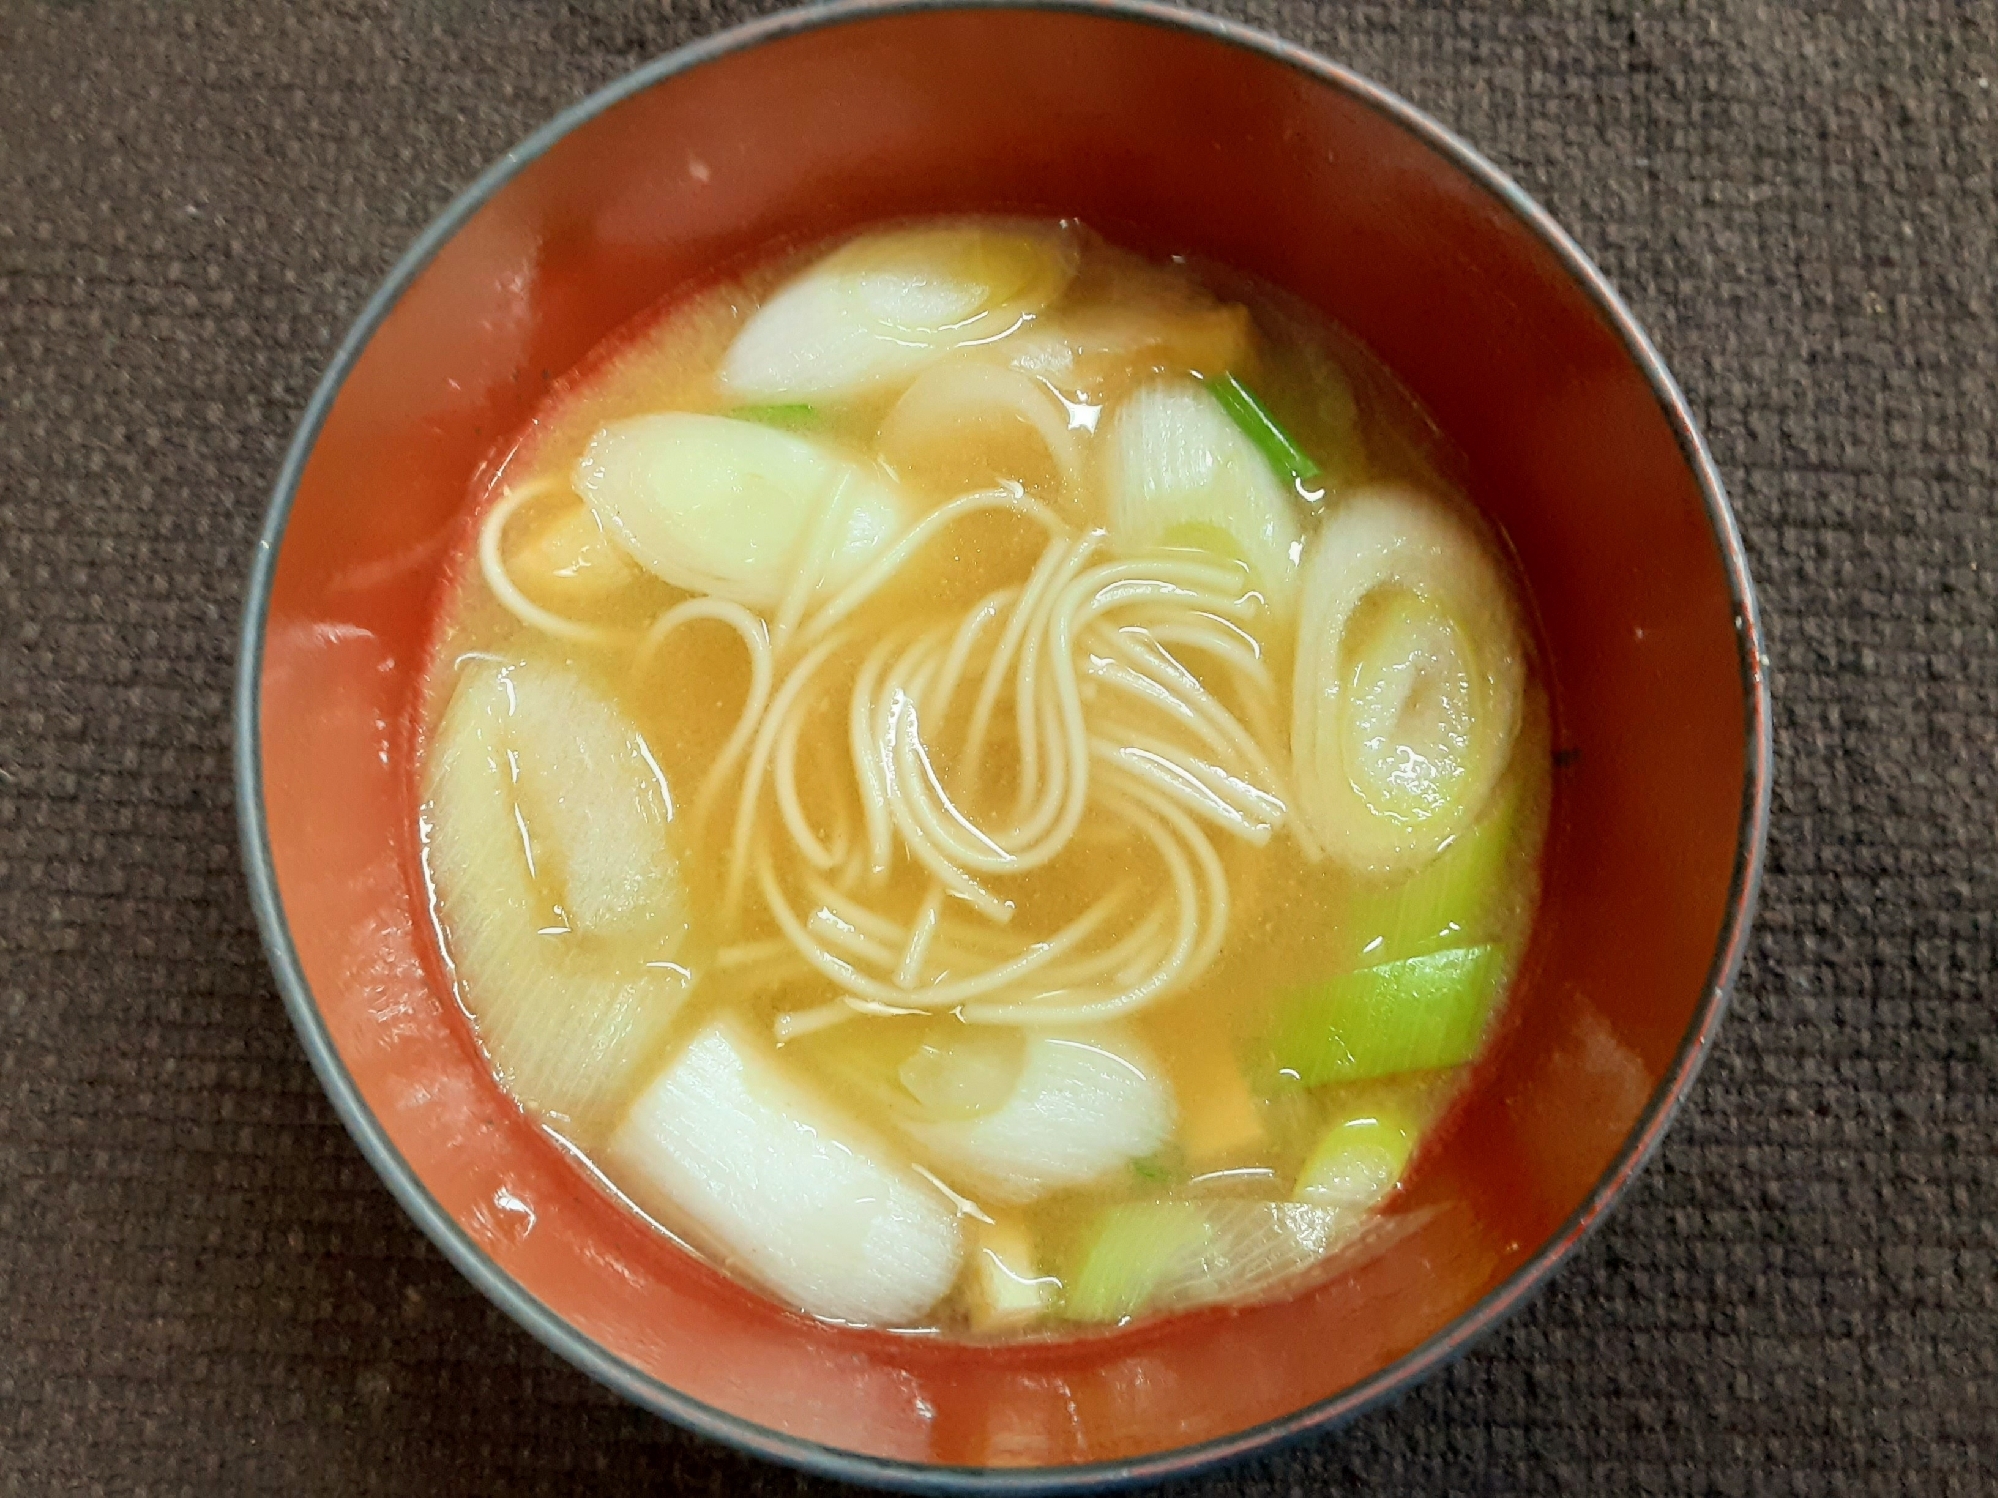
[
  {"x1": 1272, "y1": 945, "x2": 1505, "y2": 1086},
  {"x1": 1206, "y1": 371, "x2": 1322, "y2": 485},
  {"x1": 1064, "y1": 1199, "x2": 1350, "y2": 1323},
  {"x1": 1293, "y1": 1098, "x2": 1416, "y2": 1210},
  {"x1": 1065, "y1": 1202, "x2": 1211, "y2": 1323},
  {"x1": 726, "y1": 402, "x2": 820, "y2": 430}
]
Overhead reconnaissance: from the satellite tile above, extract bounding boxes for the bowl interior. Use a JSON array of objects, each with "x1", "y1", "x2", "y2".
[{"x1": 247, "y1": 3, "x2": 1758, "y2": 1480}]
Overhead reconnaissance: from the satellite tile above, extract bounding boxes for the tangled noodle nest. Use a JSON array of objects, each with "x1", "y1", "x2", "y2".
[{"x1": 484, "y1": 482, "x2": 1303, "y2": 1036}]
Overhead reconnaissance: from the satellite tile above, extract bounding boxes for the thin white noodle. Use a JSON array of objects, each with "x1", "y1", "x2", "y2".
[
  {"x1": 960, "y1": 535, "x2": 1080, "y2": 791},
  {"x1": 1091, "y1": 737, "x2": 1275, "y2": 844},
  {"x1": 770, "y1": 469, "x2": 855, "y2": 653},
  {"x1": 1097, "y1": 623, "x2": 1282, "y2": 786},
  {"x1": 805, "y1": 902, "x2": 902, "y2": 968},
  {"x1": 1084, "y1": 647, "x2": 1258, "y2": 781},
  {"x1": 912, "y1": 1162, "x2": 996, "y2": 1224},
  {"x1": 1091, "y1": 715, "x2": 1286, "y2": 826},
  {"x1": 917, "y1": 588, "x2": 1017, "y2": 821},
  {"x1": 895, "y1": 885, "x2": 945, "y2": 989},
  {"x1": 811, "y1": 728, "x2": 858, "y2": 873},
  {"x1": 772, "y1": 1002, "x2": 854, "y2": 1042},
  {"x1": 716, "y1": 937, "x2": 794, "y2": 970},
  {"x1": 803, "y1": 872, "x2": 925, "y2": 948},
  {"x1": 966, "y1": 784, "x2": 1230, "y2": 1025},
  {"x1": 724, "y1": 629, "x2": 850, "y2": 918},
  {"x1": 958, "y1": 793, "x2": 1199, "y2": 1025},
  {"x1": 1143, "y1": 612, "x2": 1274, "y2": 691},
  {"x1": 773, "y1": 712, "x2": 837, "y2": 869},
  {"x1": 848, "y1": 626, "x2": 920, "y2": 878},
  {"x1": 880, "y1": 689, "x2": 1015, "y2": 921},
  {"x1": 1110, "y1": 609, "x2": 1315, "y2": 858},
  {"x1": 759, "y1": 840, "x2": 1138, "y2": 1010},
  {"x1": 634, "y1": 596, "x2": 774, "y2": 837},
  {"x1": 1000, "y1": 538, "x2": 1098, "y2": 836},
  {"x1": 797, "y1": 486, "x2": 1068, "y2": 649},
  {"x1": 800, "y1": 870, "x2": 1153, "y2": 979}
]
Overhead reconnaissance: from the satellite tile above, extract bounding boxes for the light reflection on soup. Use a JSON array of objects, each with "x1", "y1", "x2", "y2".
[{"x1": 417, "y1": 218, "x2": 1548, "y2": 1337}]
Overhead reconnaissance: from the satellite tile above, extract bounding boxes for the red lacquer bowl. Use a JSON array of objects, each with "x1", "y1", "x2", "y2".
[{"x1": 235, "y1": 2, "x2": 1770, "y2": 1488}]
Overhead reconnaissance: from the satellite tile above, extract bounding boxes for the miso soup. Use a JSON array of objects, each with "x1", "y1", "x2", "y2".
[{"x1": 417, "y1": 219, "x2": 1547, "y2": 1336}]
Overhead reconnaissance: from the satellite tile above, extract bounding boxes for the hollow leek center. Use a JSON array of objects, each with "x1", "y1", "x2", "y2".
[{"x1": 1340, "y1": 587, "x2": 1475, "y2": 825}]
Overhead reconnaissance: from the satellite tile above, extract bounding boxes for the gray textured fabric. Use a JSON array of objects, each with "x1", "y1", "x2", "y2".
[{"x1": 1, "y1": 1, "x2": 1993, "y2": 1492}]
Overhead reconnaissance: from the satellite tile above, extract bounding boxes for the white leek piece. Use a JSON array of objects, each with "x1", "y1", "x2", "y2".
[
  {"x1": 718, "y1": 222, "x2": 1077, "y2": 401},
  {"x1": 896, "y1": 1024, "x2": 1026, "y2": 1119},
  {"x1": 424, "y1": 658, "x2": 691, "y2": 1144},
  {"x1": 1291, "y1": 485, "x2": 1525, "y2": 875},
  {"x1": 604, "y1": 1017, "x2": 964, "y2": 1327},
  {"x1": 498, "y1": 657, "x2": 682, "y2": 936},
  {"x1": 1006, "y1": 299, "x2": 1254, "y2": 401},
  {"x1": 1031, "y1": 300, "x2": 1251, "y2": 383},
  {"x1": 902, "y1": 1027, "x2": 1175, "y2": 1204},
  {"x1": 875, "y1": 360, "x2": 1084, "y2": 503},
  {"x1": 572, "y1": 413, "x2": 907, "y2": 612},
  {"x1": 1105, "y1": 377, "x2": 1302, "y2": 607},
  {"x1": 998, "y1": 250, "x2": 1251, "y2": 395}
]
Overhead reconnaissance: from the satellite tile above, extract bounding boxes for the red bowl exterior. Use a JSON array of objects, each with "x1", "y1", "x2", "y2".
[{"x1": 237, "y1": 2, "x2": 1769, "y2": 1487}]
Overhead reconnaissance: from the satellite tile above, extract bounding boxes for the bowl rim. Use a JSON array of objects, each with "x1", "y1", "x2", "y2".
[{"x1": 233, "y1": 0, "x2": 1773, "y2": 1489}]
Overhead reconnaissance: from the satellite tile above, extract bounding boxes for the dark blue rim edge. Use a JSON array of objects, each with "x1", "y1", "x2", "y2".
[{"x1": 231, "y1": 0, "x2": 1773, "y2": 1491}]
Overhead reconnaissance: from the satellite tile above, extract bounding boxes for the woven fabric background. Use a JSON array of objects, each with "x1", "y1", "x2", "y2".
[{"x1": 2, "y1": 0, "x2": 1993, "y2": 1492}]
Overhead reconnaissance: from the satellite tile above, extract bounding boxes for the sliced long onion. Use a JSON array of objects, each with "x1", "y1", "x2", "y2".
[
  {"x1": 718, "y1": 222, "x2": 1077, "y2": 402},
  {"x1": 1272, "y1": 944, "x2": 1506, "y2": 1085},
  {"x1": 1293, "y1": 1097, "x2": 1416, "y2": 1211},
  {"x1": 1290, "y1": 485, "x2": 1525, "y2": 874},
  {"x1": 571, "y1": 413, "x2": 908, "y2": 613},
  {"x1": 1063, "y1": 1198, "x2": 1353, "y2": 1323},
  {"x1": 1342, "y1": 771, "x2": 1523, "y2": 962},
  {"x1": 1105, "y1": 378, "x2": 1303, "y2": 609},
  {"x1": 901, "y1": 1027, "x2": 1176, "y2": 1204},
  {"x1": 604, "y1": 1017, "x2": 964, "y2": 1326},
  {"x1": 423, "y1": 657, "x2": 691, "y2": 1144},
  {"x1": 876, "y1": 360, "x2": 1085, "y2": 505},
  {"x1": 999, "y1": 263, "x2": 1253, "y2": 399}
]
